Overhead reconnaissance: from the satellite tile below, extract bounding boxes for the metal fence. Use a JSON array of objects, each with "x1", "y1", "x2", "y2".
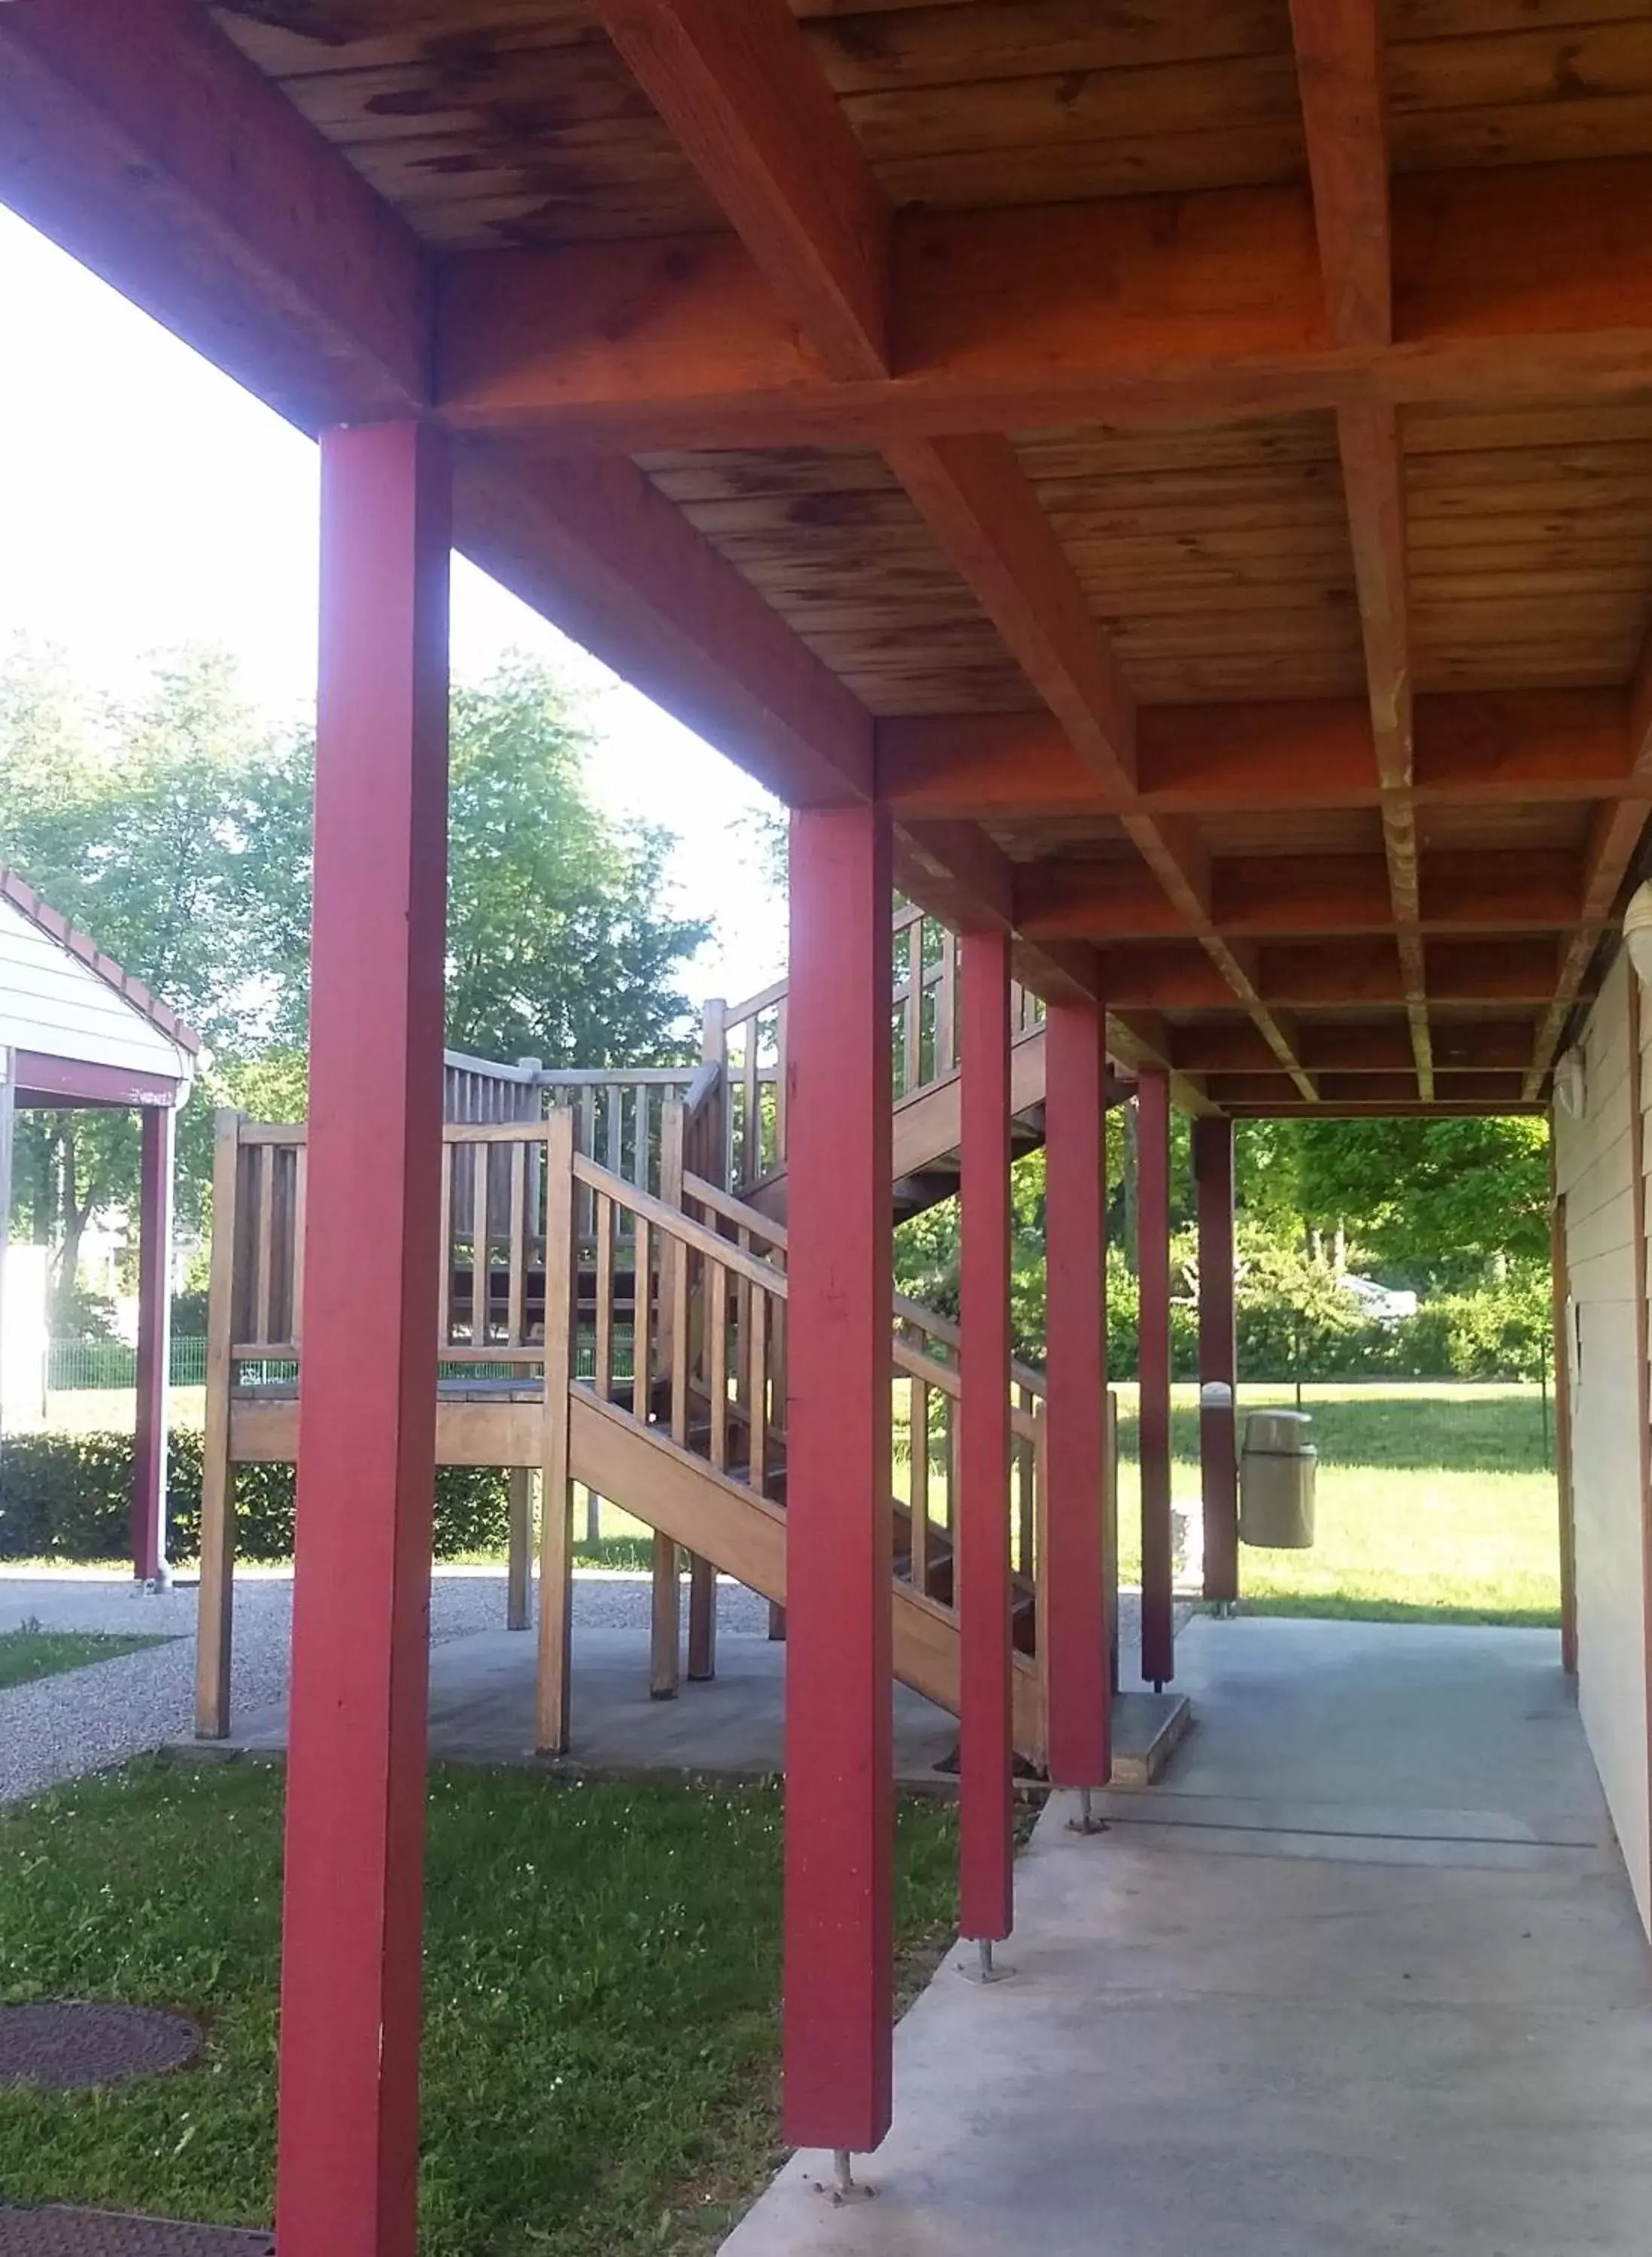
[{"x1": 45, "y1": 1337, "x2": 209, "y2": 1393}]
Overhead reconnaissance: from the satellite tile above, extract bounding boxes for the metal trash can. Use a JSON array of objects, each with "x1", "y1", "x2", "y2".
[{"x1": 1239, "y1": 1409, "x2": 1316, "y2": 1548}]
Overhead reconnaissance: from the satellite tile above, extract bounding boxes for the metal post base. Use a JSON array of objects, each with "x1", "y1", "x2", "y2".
[
  {"x1": 958, "y1": 1935, "x2": 1013, "y2": 1983},
  {"x1": 1067, "y1": 1786, "x2": 1109, "y2": 1836},
  {"x1": 813, "y1": 2150, "x2": 877, "y2": 2204}
]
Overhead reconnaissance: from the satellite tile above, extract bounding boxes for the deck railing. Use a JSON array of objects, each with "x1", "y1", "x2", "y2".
[
  {"x1": 706, "y1": 904, "x2": 1043, "y2": 1198},
  {"x1": 212, "y1": 1109, "x2": 1048, "y2": 1631}
]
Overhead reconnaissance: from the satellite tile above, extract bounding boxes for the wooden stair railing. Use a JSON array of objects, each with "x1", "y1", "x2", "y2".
[
  {"x1": 202, "y1": 1110, "x2": 1054, "y2": 1762},
  {"x1": 706, "y1": 904, "x2": 1045, "y2": 1210}
]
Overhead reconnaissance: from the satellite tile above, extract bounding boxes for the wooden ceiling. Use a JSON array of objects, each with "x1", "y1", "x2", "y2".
[{"x1": 6, "y1": 1, "x2": 1652, "y2": 1116}]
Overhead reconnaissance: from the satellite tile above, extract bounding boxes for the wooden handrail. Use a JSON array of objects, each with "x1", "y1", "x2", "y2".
[{"x1": 573, "y1": 1153, "x2": 788, "y2": 1295}]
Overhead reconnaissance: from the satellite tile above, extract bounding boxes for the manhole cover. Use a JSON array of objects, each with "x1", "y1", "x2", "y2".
[
  {"x1": 0, "y1": 2211, "x2": 272, "y2": 2254},
  {"x1": 0, "y1": 2003, "x2": 202, "y2": 2090}
]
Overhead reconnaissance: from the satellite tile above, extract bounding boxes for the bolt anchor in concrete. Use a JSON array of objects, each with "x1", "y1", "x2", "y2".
[
  {"x1": 1067, "y1": 1786, "x2": 1108, "y2": 1836},
  {"x1": 823, "y1": 2149, "x2": 876, "y2": 2204}
]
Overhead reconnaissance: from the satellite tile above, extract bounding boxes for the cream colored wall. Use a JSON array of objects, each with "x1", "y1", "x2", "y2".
[{"x1": 1556, "y1": 947, "x2": 1651, "y2": 1933}]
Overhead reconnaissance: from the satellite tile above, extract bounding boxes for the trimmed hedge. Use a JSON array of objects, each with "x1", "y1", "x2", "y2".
[{"x1": 0, "y1": 1429, "x2": 515, "y2": 1565}]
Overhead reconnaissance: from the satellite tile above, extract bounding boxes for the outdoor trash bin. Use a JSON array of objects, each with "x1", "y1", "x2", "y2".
[{"x1": 1240, "y1": 1408, "x2": 1316, "y2": 1548}]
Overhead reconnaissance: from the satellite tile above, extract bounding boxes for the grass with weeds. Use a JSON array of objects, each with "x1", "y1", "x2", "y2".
[
  {"x1": 0, "y1": 1760, "x2": 961, "y2": 2255},
  {"x1": 0, "y1": 1621, "x2": 169, "y2": 1690},
  {"x1": 1108, "y1": 1381, "x2": 1562, "y2": 1627}
]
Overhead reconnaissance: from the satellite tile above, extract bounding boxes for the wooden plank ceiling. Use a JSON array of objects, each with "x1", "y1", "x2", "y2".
[{"x1": 12, "y1": 0, "x2": 1652, "y2": 1118}]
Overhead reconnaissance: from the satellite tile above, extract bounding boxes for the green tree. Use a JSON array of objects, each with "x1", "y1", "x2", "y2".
[{"x1": 1275, "y1": 1115, "x2": 1549, "y2": 1284}]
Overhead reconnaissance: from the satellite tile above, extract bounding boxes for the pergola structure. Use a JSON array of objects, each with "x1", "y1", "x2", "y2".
[
  {"x1": 0, "y1": 0, "x2": 1639, "y2": 2245},
  {"x1": 0, "y1": 867, "x2": 197, "y2": 1586}
]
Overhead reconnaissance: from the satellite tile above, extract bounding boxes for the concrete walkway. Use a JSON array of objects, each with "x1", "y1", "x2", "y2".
[{"x1": 724, "y1": 1615, "x2": 1652, "y2": 2256}]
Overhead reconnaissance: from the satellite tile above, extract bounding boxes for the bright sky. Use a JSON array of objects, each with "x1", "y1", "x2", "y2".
[{"x1": 0, "y1": 203, "x2": 788, "y2": 1011}]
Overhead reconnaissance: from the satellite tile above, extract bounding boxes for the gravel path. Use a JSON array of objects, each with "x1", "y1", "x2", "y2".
[{"x1": 0, "y1": 1569, "x2": 772, "y2": 1809}]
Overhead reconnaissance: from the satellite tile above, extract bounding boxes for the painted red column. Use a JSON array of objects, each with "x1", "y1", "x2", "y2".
[
  {"x1": 959, "y1": 928, "x2": 1013, "y2": 1945},
  {"x1": 276, "y1": 422, "x2": 450, "y2": 2257},
  {"x1": 1043, "y1": 1000, "x2": 1110, "y2": 1788},
  {"x1": 1195, "y1": 1116, "x2": 1239, "y2": 1605},
  {"x1": 1138, "y1": 1070, "x2": 1175, "y2": 1689},
  {"x1": 131, "y1": 1103, "x2": 174, "y2": 1585},
  {"x1": 783, "y1": 803, "x2": 894, "y2": 2157}
]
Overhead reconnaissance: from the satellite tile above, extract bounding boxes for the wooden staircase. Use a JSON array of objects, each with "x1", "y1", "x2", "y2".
[{"x1": 198, "y1": 1113, "x2": 1067, "y2": 1766}]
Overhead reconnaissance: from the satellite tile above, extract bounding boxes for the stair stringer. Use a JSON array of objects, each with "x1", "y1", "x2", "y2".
[{"x1": 569, "y1": 1387, "x2": 1046, "y2": 1766}]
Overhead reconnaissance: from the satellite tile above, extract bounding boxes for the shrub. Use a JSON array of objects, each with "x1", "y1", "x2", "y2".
[{"x1": 0, "y1": 1430, "x2": 515, "y2": 1565}]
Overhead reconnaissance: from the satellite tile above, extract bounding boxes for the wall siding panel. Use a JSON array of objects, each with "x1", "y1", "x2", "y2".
[
  {"x1": 0, "y1": 897, "x2": 187, "y2": 1080},
  {"x1": 1557, "y1": 947, "x2": 1652, "y2": 1935}
]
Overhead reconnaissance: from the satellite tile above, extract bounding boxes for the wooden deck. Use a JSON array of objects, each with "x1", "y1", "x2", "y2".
[{"x1": 3, "y1": 2, "x2": 1644, "y2": 1121}]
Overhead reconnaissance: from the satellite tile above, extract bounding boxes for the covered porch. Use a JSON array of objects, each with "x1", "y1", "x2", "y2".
[
  {"x1": 725, "y1": 1611, "x2": 1642, "y2": 2257},
  {"x1": 0, "y1": 1, "x2": 1641, "y2": 2250}
]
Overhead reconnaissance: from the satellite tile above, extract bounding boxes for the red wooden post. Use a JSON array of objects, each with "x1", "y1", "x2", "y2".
[
  {"x1": 276, "y1": 421, "x2": 450, "y2": 2257},
  {"x1": 783, "y1": 803, "x2": 894, "y2": 2158},
  {"x1": 1194, "y1": 1115, "x2": 1239, "y2": 1605},
  {"x1": 131, "y1": 1102, "x2": 174, "y2": 1586},
  {"x1": 1138, "y1": 1070, "x2": 1175, "y2": 1689},
  {"x1": 959, "y1": 928, "x2": 1013, "y2": 1946},
  {"x1": 1043, "y1": 1000, "x2": 1110, "y2": 1788}
]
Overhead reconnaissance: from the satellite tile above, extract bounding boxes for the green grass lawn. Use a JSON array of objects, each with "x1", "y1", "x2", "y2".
[
  {"x1": 0, "y1": 1623, "x2": 169, "y2": 1690},
  {"x1": 1110, "y1": 1382, "x2": 1562, "y2": 1626},
  {"x1": 0, "y1": 1761, "x2": 961, "y2": 2255}
]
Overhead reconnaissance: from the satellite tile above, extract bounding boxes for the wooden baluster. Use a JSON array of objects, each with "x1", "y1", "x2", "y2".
[
  {"x1": 437, "y1": 1138, "x2": 453, "y2": 1350},
  {"x1": 773, "y1": 995, "x2": 788, "y2": 1170},
  {"x1": 536, "y1": 1107, "x2": 577, "y2": 1754},
  {"x1": 292, "y1": 1142, "x2": 308, "y2": 1349},
  {"x1": 672, "y1": 1236, "x2": 691, "y2": 1447},
  {"x1": 253, "y1": 1143, "x2": 275, "y2": 1348},
  {"x1": 1032, "y1": 1398, "x2": 1050, "y2": 1772},
  {"x1": 903, "y1": 927, "x2": 922, "y2": 1100},
  {"x1": 632, "y1": 1216, "x2": 652, "y2": 1422},
  {"x1": 594, "y1": 1192, "x2": 614, "y2": 1403},
  {"x1": 506, "y1": 1467, "x2": 533, "y2": 1632},
  {"x1": 709, "y1": 1257, "x2": 729, "y2": 1473},
  {"x1": 507, "y1": 1140, "x2": 527, "y2": 1351},
  {"x1": 910, "y1": 1372, "x2": 930, "y2": 1598},
  {"x1": 749, "y1": 1287, "x2": 770, "y2": 1497},
  {"x1": 741, "y1": 1023, "x2": 759, "y2": 1189},
  {"x1": 1016, "y1": 1385, "x2": 1034, "y2": 1576},
  {"x1": 937, "y1": 929, "x2": 957, "y2": 1077},
  {"x1": 195, "y1": 1109, "x2": 241, "y2": 1739}
]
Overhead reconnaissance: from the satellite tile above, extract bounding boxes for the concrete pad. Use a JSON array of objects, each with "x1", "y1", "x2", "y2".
[
  {"x1": 216, "y1": 1615, "x2": 1184, "y2": 1786},
  {"x1": 721, "y1": 1617, "x2": 1652, "y2": 2256}
]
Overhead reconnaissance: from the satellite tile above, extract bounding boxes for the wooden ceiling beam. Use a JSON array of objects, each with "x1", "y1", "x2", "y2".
[
  {"x1": 1092, "y1": 938, "x2": 1563, "y2": 1012},
  {"x1": 1289, "y1": 2, "x2": 1429, "y2": 1101},
  {"x1": 876, "y1": 691, "x2": 1633, "y2": 823},
  {"x1": 1525, "y1": 627, "x2": 1652, "y2": 1096},
  {"x1": 439, "y1": 160, "x2": 1652, "y2": 454},
  {"x1": 0, "y1": 0, "x2": 432, "y2": 432},
  {"x1": 591, "y1": 0, "x2": 1304, "y2": 1096},
  {"x1": 454, "y1": 443, "x2": 872, "y2": 810},
  {"x1": 1022, "y1": 852, "x2": 1587, "y2": 943}
]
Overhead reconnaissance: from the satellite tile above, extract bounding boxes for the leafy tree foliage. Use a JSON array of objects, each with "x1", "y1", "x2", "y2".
[{"x1": 0, "y1": 645, "x2": 710, "y2": 1320}]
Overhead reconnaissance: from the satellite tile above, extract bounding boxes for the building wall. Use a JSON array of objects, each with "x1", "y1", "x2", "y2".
[
  {"x1": 1555, "y1": 946, "x2": 1651, "y2": 1933},
  {"x1": 0, "y1": 893, "x2": 186, "y2": 1080}
]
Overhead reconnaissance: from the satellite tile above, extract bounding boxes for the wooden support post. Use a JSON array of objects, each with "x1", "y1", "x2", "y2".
[
  {"x1": 537, "y1": 1107, "x2": 577, "y2": 1754},
  {"x1": 1194, "y1": 1116, "x2": 1239, "y2": 1606},
  {"x1": 1549, "y1": 1133, "x2": 1577, "y2": 1678},
  {"x1": 506, "y1": 1467, "x2": 533, "y2": 1631},
  {"x1": 131, "y1": 1103, "x2": 175, "y2": 1587},
  {"x1": 1138, "y1": 1069, "x2": 1175, "y2": 1690},
  {"x1": 959, "y1": 928, "x2": 1013, "y2": 1945},
  {"x1": 275, "y1": 421, "x2": 450, "y2": 2257},
  {"x1": 651, "y1": 1539, "x2": 682, "y2": 1697},
  {"x1": 1043, "y1": 1001, "x2": 1110, "y2": 1788},
  {"x1": 783, "y1": 803, "x2": 894, "y2": 2158},
  {"x1": 195, "y1": 1109, "x2": 240, "y2": 1740},
  {"x1": 688, "y1": 1554, "x2": 718, "y2": 1680}
]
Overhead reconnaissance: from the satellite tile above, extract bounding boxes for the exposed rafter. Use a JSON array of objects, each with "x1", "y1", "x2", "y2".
[
  {"x1": 1526, "y1": 628, "x2": 1652, "y2": 1095},
  {"x1": 1289, "y1": 0, "x2": 1430, "y2": 1101},
  {"x1": 438, "y1": 160, "x2": 1652, "y2": 455},
  {"x1": 588, "y1": 0, "x2": 1312, "y2": 1098}
]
